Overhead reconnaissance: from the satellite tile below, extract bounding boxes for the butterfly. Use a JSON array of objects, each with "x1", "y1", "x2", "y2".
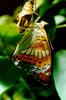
[{"x1": 13, "y1": 20, "x2": 51, "y2": 85}]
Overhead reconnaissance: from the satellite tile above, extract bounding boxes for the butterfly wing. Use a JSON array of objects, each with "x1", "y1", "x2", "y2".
[{"x1": 13, "y1": 24, "x2": 51, "y2": 85}]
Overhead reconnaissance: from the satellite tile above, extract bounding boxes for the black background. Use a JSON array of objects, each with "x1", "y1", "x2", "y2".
[{"x1": 0, "y1": 0, "x2": 24, "y2": 15}]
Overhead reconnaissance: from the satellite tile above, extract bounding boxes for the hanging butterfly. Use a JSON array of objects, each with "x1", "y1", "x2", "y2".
[
  {"x1": 16, "y1": 0, "x2": 38, "y2": 33},
  {"x1": 13, "y1": 20, "x2": 51, "y2": 85}
]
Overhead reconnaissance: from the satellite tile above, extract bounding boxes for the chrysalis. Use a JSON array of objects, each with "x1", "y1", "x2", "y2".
[{"x1": 16, "y1": 0, "x2": 36, "y2": 32}]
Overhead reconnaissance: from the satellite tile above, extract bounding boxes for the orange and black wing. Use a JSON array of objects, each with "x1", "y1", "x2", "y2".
[{"x1": 14, "y1": 25, "x2": 51, "y2": 85}]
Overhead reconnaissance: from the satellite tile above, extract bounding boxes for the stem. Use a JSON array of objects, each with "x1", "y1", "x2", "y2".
[
  {"x1": 19, "y1": 77, "x2": 36, "y2": 100},
  {"x1": 56, "y1": 24, "x2": 66, "y2": 29}
]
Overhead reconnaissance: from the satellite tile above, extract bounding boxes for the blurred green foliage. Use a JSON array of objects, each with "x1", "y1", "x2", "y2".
[
  {"x1": 0, "y1": 0, "x2": 66, "y2": 100},
  {"x1": 53, "y1": 50, "x2": 66, "y2": 100}
]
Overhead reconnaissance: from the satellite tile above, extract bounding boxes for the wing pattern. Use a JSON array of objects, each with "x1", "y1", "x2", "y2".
[{"x1": 14, "y1": 25, "x2": 51, "y2": 84}]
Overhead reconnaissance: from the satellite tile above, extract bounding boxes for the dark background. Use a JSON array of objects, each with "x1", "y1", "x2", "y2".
[{"x1": 0, "y1": 0, "x2": 23, "y2": 15}]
